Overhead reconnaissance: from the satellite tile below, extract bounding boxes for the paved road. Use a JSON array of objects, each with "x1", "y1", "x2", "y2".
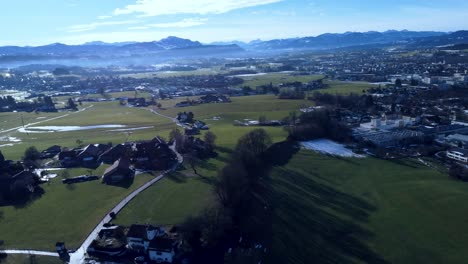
[
  {"x1": 69, "y1": 110, "x2": 183, "y2": 264},
  {"x1": 0, "y1": 249, "x2": 59, "y2": 257},
  {"x1": 148, "y1": 108, "x2": 190, "y2": 129}
]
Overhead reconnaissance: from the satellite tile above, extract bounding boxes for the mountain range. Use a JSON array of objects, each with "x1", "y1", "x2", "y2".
[{"x1": 0, "y1": 30, "x2": 467, "y2": 66}]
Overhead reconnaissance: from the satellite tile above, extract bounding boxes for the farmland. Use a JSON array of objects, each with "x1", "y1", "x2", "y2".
[{"x1": 1, "y1": 94, "x2": 468, "y2": 264}]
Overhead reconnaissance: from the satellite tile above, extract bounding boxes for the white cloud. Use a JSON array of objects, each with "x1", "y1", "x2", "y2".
[
  {"x1": 68, "y1": 20, "x2": 138, "y2": 33},
  {"x1": 113, "y1": 0, "x2": 284, "y2": 17},
  {"x1": 97, "y1": 15, "x2": 112, "y2": 20},
  {"x1": 127, "y1": 18, "x2": 207, "y2": 31},
  {"x1": 128, "y1": 26, "x2": 150, "y2": 30},
  {"x1": 149, "y1": 18, "x2": 208, "y2": 28}
]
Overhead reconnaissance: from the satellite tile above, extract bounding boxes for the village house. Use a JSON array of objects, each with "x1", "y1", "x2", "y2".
[
  {"x1": 58, "y1": 148, "x2": 81, "y2": 167},
  {"x1": 39, "y1": 145, "x2": 61, "y2": 159},
  {"x1": 131, "y1": 137, "x2": 177, "y2": 170},
  {"x1": 99, "y1": 144, "x2": 130, "y2": 164},
  {"x1": 447, "y1": 148, "x2": 468, "y2": 163},
  {"x1": 87, "y1": 226, "x2": 127, "y2": 257},
  {"x1": 126, "y1": 224, "x2": 167, "y2": 252},
  {"x1": 194, "y1": 120, "x2": 209, "y2": 130},
  {"x1": 443, "y1": 134, "x2": 468, "y2": 149},
  {"x1": 148, "y1": 238, "x2": 176, "y2": 263},
  {"x1": 77, "y1": 144, "x2": 111, "y2": 168},
  {"x1": 102, "y1": 158, "x2": 134, "y2": 184}
]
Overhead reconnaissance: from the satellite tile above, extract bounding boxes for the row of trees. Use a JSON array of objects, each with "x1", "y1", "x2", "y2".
[
  {"x1": 287, "y1": 109, "x2": 352, "y2": 142},
  {"x1": 308, "y1": 91, "x2": 374, "y2": 110},
  {"x1": 278, "y1": 88, "x2": 306, "y2": 99},
  {"x1": 0, "y1": 95, "x2": 56, "y2": 112},
  {"x1": 180, "y1": 129, "x2": 274, "y2": 263}
]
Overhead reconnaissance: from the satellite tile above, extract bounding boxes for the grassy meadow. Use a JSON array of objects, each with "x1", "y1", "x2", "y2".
[
  {"x1": 237, "y1": 73, "x2": 324, "y2": 88},
  {"x1": 266, "y1": 151, "x2": 468, "y2": 264},
  {"x1": 0, "y1": 166, "x2": 155, "y2": 250},
  {"x1": 0, "y1": 101, "x2": 176, "y2": 160},
  {"x1": 1, "y1": 93, "x2": 468, "y2": 263},
  {"x1": 317, "y1": 80, "x2": 375, "y2": 94},
  {"x1": 0, "y1": 255, "x2": 62, "y2": 264}
]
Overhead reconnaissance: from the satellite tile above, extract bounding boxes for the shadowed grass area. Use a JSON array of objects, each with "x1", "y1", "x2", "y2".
[
  {"x1": 267, "y1": 150, "x2": 468, "y2": 264},
  {"x1": 2, "y1": 94, "x2": 468, "y2": 263},
  {"x1": 0, "y1": 254, "x2": 62, "y2": 264}
]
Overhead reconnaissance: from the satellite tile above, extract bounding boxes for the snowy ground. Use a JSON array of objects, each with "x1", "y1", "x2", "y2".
[
  {"x1": 18, "y1": 124, "x2": 126, "y2": 133},
  {"x1": 107, "y1": 126, "x2": 154, "y2": 132},
  {"x1": 301, "y1": 139, "x2": 365, "y2": 158}
]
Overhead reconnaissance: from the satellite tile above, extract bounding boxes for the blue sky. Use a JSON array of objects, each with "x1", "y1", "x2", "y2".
[{"x1": 1, "y1": 0, "x2": 467, "y2": 46}]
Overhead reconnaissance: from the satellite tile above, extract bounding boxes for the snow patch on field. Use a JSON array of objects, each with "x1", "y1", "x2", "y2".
[
  {"x1": 18, "y1": 124, "x2": 126, "y2": 133},
  {"x1": 108, "y1": 126, "x2": 154, "y2": 132},
  {"x1": 0, "y1": 136, "x2": 21, "y2": 142},
  {"x1": 301, "y1": 139, "x2": 365, "y2": 158}
]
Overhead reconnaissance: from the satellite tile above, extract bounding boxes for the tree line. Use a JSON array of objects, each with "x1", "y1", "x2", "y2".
[
  {"x1": 179, "y1": 129, "x2": 275, "y2": 263},
  {"x1": 0, "y1": 95, "x2": 56, "y2": 112}
]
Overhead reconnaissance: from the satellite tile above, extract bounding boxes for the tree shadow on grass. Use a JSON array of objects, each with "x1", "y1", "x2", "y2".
[
  {"x1": 167, "y1": 171, "x2": 188, "y2": 183},
  {"x1": 197, "y1": 160, "x2": 218, "y2": 171},
  {"x1": 215, "y1": 146, "x2": 233, "y2": 155},
  {"x1": 264, "y1": 140, "x2": 301, "y2": 166},
  {"x1": 388, "y1": 158, "x2": 418, "y2": 168},
  {"x1": 334, "y1": 155, "x2": 361, "y2": 166},
  {"x1": 0, "y1": 186, "x2": 46, "y2": 209},
  {"x1": 265, "y1": 166, "x2": 388, "y2": 264},
  {"x1": 106, "y1": 177, "x2": 134, "y2": 189},
  {"x1": 213, "y1": 154, "x2": 231, "y2": 163}
]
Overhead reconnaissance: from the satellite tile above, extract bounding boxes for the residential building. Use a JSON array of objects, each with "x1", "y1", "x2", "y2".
[
  {"x1": 102, "y1": 158, "x2": 133, "y2": 184},
  {"x1": 148, "y1": 238, "x2": 176, "y2": 263},
  {"x1": 447, "y1": 148, "x2": 468, "y2": 163}
]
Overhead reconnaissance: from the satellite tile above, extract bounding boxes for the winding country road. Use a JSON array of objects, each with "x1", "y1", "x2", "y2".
[
  {"x1": 0, "y1": 249, "x2": 58, "y2": 257},
  {"x1": 68, "y1": 109, "x2": 183, "y2": 264}
]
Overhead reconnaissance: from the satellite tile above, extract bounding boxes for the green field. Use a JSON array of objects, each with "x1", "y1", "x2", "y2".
[
  {"x1": 0, "y1": 165, "x2": 155, "y2": 250},
  {"x1": 2, "y1": 94, "x2": 468, "y2": 263},
  {"x1": 0, "y1": 95, "x2": 297, "y2": 251},
  {"x1": 159, "y1": 94, "x2": 310, "y2": 121},
  {"x1": 120, "y1": 94, "x2": 468, "y2": 263},
  {"x1": 120, "y1": 68, "x2": 218, "y2": 78},
  {"x1": 0, "y1": 102, "x2": 176, "y2": 160},
  {"x1": 237, "y1": 73, "x2": 324, "y2": 88},
  {"x1": 0, "y1": 254, "x2": 62, "y2": 264},
  {"x1": 114, "y1": 173, "x2": 216, "y2": 226},
  {"x1": 266, "y1": 151, "x2": 468, "y2": 264},
  {"x1": 316, "y1": 80, "x2": 375, "y2": 94}
]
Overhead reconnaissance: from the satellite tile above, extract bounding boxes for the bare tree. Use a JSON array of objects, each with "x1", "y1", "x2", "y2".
[{"x1": 203, "y1": 131, "x2": 217, "y2": 153}]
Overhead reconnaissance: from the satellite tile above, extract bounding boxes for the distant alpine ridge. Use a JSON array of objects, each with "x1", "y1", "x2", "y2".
[
  {"x1": 0, "y1": 36, "x2": 243, "y2": 57},
  {"x1": 233, "y1": 30, "x2": 468, "y2": 50},
  {"x1": 0, "y1": 30, "x2": 467, "y2": 59}
]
